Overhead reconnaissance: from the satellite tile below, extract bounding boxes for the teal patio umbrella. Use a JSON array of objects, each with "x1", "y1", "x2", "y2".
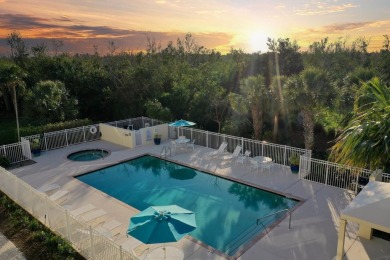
[
  {"x1": 168, "y1": 119, "x2": 196, "y2": 127},
  {"x1": 127, "y1": 205, "x2": 196, "y2": 244}
]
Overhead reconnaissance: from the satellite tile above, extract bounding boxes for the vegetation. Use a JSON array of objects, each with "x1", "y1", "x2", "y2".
[
  {"x1": 0, "y1": 191, "x2": 84, "y2": 259},
  {"x1": 1, "y1": 31, "x2": 390, "y2": 168}
]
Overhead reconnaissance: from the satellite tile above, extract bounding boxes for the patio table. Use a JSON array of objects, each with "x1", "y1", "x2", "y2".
[{"x1": 253, "y1": 156, "x2": 272, "y2": 163}]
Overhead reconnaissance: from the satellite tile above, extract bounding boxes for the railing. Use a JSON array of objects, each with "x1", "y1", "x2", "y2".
[
  {"x1": 0, "y1": 166, "x2": 137, "y2": 260},
  {"x1": 257, "y1": 209, "x2": 292, "y2": 230},
  {"x1": 169, "y1": 126, "x2": 311, "y2": 167},
  {"x1": 382, "y1": 173, "x2": 390, "y2": 183},
  {"x1": 299, "y1": 156, "x2": 373, "y2": 193},
  {"x1": 105, "y1": 117, "x2": 165, "y2": 130},
  {"x1": 0, "y1": 140, "x2": 32, "y2": 164},
  {"x1": 22, "y1": 125, "x2": 101, "y2": 152}
]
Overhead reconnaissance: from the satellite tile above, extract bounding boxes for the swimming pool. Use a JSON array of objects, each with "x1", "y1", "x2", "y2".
[{"x1": 76, "y1": 155, "x2": 300, "y2": 256}]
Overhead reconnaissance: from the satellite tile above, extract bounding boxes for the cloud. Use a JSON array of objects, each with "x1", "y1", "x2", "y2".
[
  {"x1": 0, "y1": 13, "x2": 233, "y2": 55},
  {"x1": 294, "y1": 1, "x2": 358, "y2": 16}
]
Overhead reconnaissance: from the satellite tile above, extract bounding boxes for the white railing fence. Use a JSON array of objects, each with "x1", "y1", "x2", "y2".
[
  {"x1": 0, "y1": 140, "x2": 32, "y2": 164},
  {"x1": 22, "y1": 124, "x2": 101, "y2": 152},
  {"x1": 170, "y1": 126, "x2": 312, "y2": 167},
  {"x1": 0, "y1": 166, "x2": 137, "y2": 260},
  {"x1": 382, "y1": 173, "x2": 390, "y2": 183},
  {"x1": 105, "y1": 117, "x2": 165, "y2": 130},
  {"x1": 299, "y1": 156, "x2": 374, "y2": 193}
]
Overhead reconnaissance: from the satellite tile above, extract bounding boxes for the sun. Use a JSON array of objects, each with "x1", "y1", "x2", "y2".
[{"x1": 248, "y1": 32, "x2": 268, "y2": 53}]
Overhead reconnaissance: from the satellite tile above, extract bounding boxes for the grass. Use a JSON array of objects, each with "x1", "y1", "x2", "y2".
[{"x1": 0, "y1": 191, "x2": 85, "y2": 260}]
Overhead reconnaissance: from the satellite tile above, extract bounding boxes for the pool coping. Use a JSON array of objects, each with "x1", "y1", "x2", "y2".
[{"x1": 72, "y1": 153, "x2": 306, "y2": 260}]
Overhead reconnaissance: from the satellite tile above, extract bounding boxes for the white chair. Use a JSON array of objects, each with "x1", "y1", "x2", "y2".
[
  {"x1": 249, "y1": 159, "x2": 260, "y2": 172},
  {"x1": 235, "y1": 150, "x2": 251, "y2": 166},
  {"x1": 260, "y1": 160, "x2": 272, "y2": 173},
  {"x1": 171, "y1": 140, "x2": 177, "y2": 150},
  {"x1": 186, "y1": 139, "x2": 196, "y2": 150},
  {"x1": 222, "y1": 145, "x2": 242, "y2": 160},
  {"x1": 207, "y1": 142, "x2": 228, "y2": 157}
]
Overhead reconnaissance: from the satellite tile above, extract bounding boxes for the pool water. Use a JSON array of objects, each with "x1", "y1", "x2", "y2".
[
  {"x1": 67, "y1": 149, "x2": 109, "y2": 161},
  {"x1": 76, "y1": 155, "x2": 299, "y2": 256}
]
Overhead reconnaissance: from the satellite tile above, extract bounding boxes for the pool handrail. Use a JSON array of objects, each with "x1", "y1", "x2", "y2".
[{"x1": 256, "y1": 208, "x2": 292, "y2": 230}]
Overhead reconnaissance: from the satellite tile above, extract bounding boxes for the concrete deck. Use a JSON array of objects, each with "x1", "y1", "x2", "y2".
[{"x1": 9, "y1": 140, "x2": 390, "y2": 260}]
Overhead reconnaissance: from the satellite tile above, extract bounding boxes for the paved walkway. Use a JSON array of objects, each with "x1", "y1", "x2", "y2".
[{"x1": 0, "y1": 232, "x2": 26, "y2": 260}]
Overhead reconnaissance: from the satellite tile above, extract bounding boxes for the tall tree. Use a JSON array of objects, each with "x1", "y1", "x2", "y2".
[
  {"x1": 330, "y1": 78, "x2": 390, "y2": 169},
  {"x1": 229, "y1": 75, "x2": 269, "y2": 140},
  {"x1": 285, "y1": 67, "x2": 333, "y2": 150}
]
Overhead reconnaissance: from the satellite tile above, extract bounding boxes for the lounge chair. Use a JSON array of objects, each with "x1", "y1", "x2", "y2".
[
  {"x1": 68, "y1": 204, "x2": 96, "y2": 217},
  {"x1": 222, "y1": 145, "x2": 242, "y2": 160},
  {"x1": 206, "y1": 142, "x2": 228, "y2": 157},
  {"x1": 37, "y1": 183, "x2": 60, "y2": 193},
  {"x1": 80, "y1": 209, "x2": 107, "y2": 224},
  {"x1": 48, "y1": 190, "x2": 69, "y2": 203}
]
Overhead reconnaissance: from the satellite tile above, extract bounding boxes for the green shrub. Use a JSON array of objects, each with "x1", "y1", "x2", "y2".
[
  {"x1": 20, "y1": 118, "x2": 93, "y2": 137},
  {"x1": 289, "y1": 154, "x2": 300, "y2": 165},
  {"x1": 0, "y1": 156, "x2": 10, "y2": 168}
]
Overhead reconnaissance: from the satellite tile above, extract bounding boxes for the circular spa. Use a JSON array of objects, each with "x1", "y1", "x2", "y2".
[{"x1": 67, "y1": 149, "x2": 109, "y2": 161}]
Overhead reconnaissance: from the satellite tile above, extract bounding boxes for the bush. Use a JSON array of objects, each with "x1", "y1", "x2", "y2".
[
  {"x1": 0, "y1": 156, "x2": 10, "y2": 168},
  {"x1": 20, "y1": 118, "x2": 93, "y2": 137}
]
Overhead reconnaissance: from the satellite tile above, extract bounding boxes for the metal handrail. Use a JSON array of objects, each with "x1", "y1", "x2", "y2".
[{"x1": 257, "y1": 209, "x2": 292, "y2": 230}]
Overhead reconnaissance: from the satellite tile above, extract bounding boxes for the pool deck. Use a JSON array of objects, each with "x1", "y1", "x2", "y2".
[{"x1": 9, "y1": 140, "x2": 390, "y2": 260}]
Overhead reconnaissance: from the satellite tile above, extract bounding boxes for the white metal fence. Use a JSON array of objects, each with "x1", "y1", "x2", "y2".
[
  {"x1": 382, "y1": 173, "x2": 390, "y2": 183},
  {"x1": 0, "y1": 140, "x2": 32, "y2": 164},
  {"x1": 299, "y1": 156, "x2": 374, "y2": 193},
  {"x1": 105, "y1": 117, "x2": 165, "y2": 130},
  {"x1": 170, "y1": 126, "x2": 312, "y2": 167},
  {"x1": 0, "y1": 166, "x2": 137, "y2": 260}
]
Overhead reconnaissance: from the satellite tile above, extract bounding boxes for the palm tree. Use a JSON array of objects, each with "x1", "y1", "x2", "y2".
[
  {"x1": 0, "y1": 61, "x2": 26, "y2": 142},
  {"x1": 285, "y1": 67, "x2": 332, "y2": 150},
  {"x1": 228, "y1": 75, "x2": 269, "y2": 140},
  {"x1": 330, "y1": 77, "x2": 390, "y2": 169}
]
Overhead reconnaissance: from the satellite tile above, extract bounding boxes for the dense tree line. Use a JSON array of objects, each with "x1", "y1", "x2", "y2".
[{"x1": 1, "y1": 32, "x2": 390, "y2": 167}]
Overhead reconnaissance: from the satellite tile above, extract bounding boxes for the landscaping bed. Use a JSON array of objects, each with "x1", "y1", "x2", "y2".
[{"x1": 0, "y1": 191, "x2": 84, "y2": 260}]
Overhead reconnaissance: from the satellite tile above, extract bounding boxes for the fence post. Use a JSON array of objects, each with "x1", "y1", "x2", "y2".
[
  {"x1": 65, "y1": 129, "x2": 69, "y2": 146},
  {"x1": 44, "y1": 135, "x2": 48, "y2": 151},
  {"x1": 89, "y1": 226, "x2": 95, "y2": 259},
  {"x1": 119, "y1": 245, "x2": 123, "y2": 260},
  {"x1": 325, "y1": 163, "x2": 329, "y2": 186},
  {"x1": 283, "y1": 146, "x2": 287, "y2": 166},
  {"x1": 261, "y1": 142, "x2": 264, "y2": 156},
  {"x1": 354, "y1": 174, "x2": 359, "y2": 194},
  {"x1": 206, "y1": 131, "x2": 208, "y2": 148},
  {"x1": 65, "y1": 210, "x2": 71, "y2": 240},
  {"x1": 241, "y1": 137, "x2": 244, "y2": 154},
  {"x1": 83, "y1": 126, "x2": 86, "y2": 142}
]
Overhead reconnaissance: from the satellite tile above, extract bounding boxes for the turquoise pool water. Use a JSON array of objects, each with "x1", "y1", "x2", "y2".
[{"x1": 76, "y1": 155, "x2": 299, "y2": 256}]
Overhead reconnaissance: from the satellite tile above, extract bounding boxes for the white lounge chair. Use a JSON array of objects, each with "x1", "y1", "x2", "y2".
[
  {"x1": 80, "y1": 209, "x2": 107, "y2": 223},
  {"x1": 37, "y1": 183, "x2": 60, "y2": 193},
  {"x1": 49, "y1": 190, "x2": 69, "y2": 203},
  {"x1": 207, "y1": 142, "x2": 228, "y2": 157},
  {"x1": 222, "y1": 145, "x2": 242, "y2": 160},
  {"x1": 68, "y1": 204, "x2": 96, "y2": 217}
]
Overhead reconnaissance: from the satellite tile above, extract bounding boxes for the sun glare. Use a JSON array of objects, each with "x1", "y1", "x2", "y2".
[{"x1": 248, "y1": 32, "x2": 268, "y2": 53}]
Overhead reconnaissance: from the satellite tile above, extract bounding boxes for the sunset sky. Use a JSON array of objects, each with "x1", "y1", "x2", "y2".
[{"x1": 0, "y1": 0, "x2": 389, "y2": 55}]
